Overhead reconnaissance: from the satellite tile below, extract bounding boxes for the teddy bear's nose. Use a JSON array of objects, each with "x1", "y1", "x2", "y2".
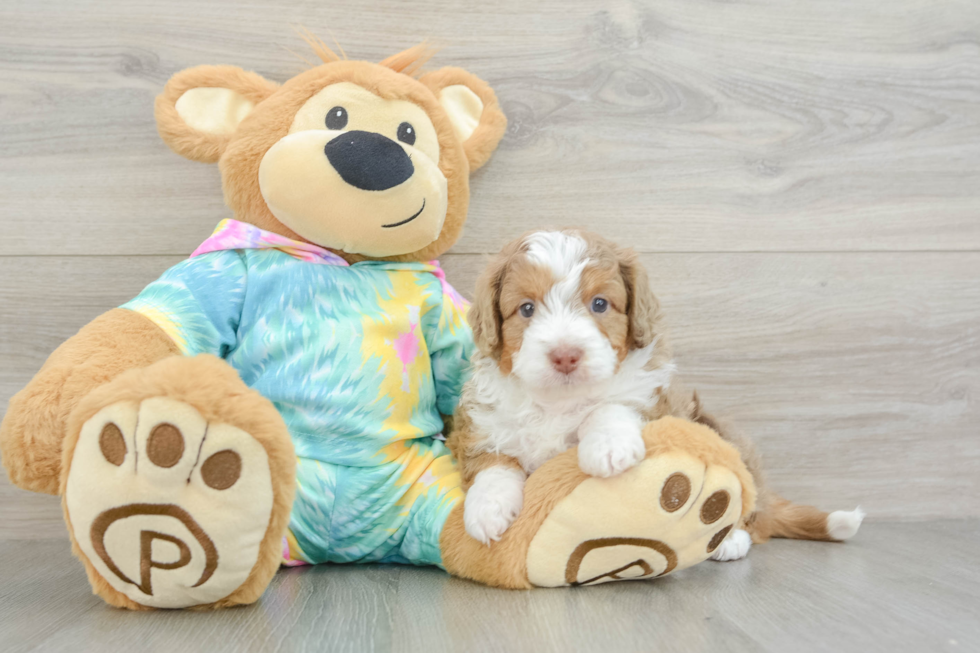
[{"x1": 324, "y1": 130, "x2": 415, "y2": 192}]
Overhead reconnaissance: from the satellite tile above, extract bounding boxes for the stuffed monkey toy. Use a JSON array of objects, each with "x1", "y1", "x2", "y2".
[{"x1": 0, "y1": 40, "x2": 755, "y2": 609}]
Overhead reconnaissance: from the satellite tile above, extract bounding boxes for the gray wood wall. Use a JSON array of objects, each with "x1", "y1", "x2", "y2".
[{"x1": 1, "y1": 0, "x2": 978, "y2": 539}]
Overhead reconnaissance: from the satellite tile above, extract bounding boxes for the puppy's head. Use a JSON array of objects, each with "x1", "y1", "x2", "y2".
[{"x1": 470, "y1": 230, "x2": 662, "y2": 389}]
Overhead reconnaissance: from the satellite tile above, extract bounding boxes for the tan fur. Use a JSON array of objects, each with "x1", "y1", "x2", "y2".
[
  {"x1": 496, "y1": 260, "x2": 555, "y2": 374},
  {"x1": 578, "y1": 251, "x2": 630, "y2": 362},
  {"x1": 59, "y1": 354, "x2": 296, "y2": 610},
  {"x1": 215, "y1": 61, "x2": 472, "y2": 263},
  {"x1": 420, "y1": 67, "x2": 508, "y2": 171},
  {"x1": 446, "y1": 406, "x2": 522, "y2": 490},
  {"x1": 441, "y1": 425, "x2": 595, "y2": 589},
  {"x1": 469, "y1": 230, "x2": 666, "y2": 365},
  {"x1": 642, "y1": 417, "x2": 756, "y2": 518},
  {"x1": 744, "y1": 495, "x2": 837, "y2": 543},
  {"x1": 614, "y1": 244, "x2": 662, "y2": 350},
  {"x1": 294, "y1": 27, "x2": 346, "y2": 65},
  {"x1": 0, "y1": 309, "x2": 180, "y2": 495},
  {"x1": 656, "y1": 384, "x2": 838, "y2": 541},
  {"x1": 440, "y1": 416, "x2": 755, "y2": 588},
  {"x1": 1, "y1": 41, "x2": 508, "y2": 610},
  {"x1": 462, "y1": 229, "x2": 839, "y2": 544},
  {"x1": 154, "y1": 66, "x2": 280, "y2": 164},
  {"x1": 156, "y1": 49, "x2": 506, "y2": 264},
  {"x1": 468, "y1": 237, "x2": 526, "y2": 360},
  {"x1": 295, "y1": 36, "x2": 438, "y2": 79},
  {"x1": 379, "y1": 43, "x2": 439, "y2": 77}
]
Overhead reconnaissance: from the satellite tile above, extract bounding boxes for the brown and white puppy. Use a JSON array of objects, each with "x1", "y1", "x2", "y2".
[{"x1": 448, "y1": 230, "x2": 864, "y2": 556}]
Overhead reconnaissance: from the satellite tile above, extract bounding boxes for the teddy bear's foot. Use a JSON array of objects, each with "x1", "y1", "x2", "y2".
[
  {"x1": 525, "y1": 446, "x2": 747, "y2": 586},
  {"x1": 61, "y1": 355, "x2": 295, "y2": 609},
  {"x1": 441, "y1": 416, "x2": 757, "y2": 588}
]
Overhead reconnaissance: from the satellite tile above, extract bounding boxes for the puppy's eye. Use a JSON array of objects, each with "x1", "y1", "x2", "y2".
[
  {"x1": 325, "y1": 106, "x2": 348, "y2": 130},
  {"x1": 519, "y1": 302, "x2": 535, "y2": 318},
  {"x1": 397, "y1": 122, "x2": 416, "y2": 146},
  {"x1": 591, "y1": 297, "x2": 608, "y2": 314}
]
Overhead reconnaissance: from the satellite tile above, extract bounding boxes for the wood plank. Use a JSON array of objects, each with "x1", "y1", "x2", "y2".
[
  {"x1": 0, "y1": 256, "x2": 186, "y2": 539},
  {"x1": 1, "y1": 252, "x2": 978, "y2": 539},
  {"x1": 1, "y1": 0, "x2": 978, "y2": 256},
  {"x1": 1, "y1": 521, "x2": 978, "y2": 652}
]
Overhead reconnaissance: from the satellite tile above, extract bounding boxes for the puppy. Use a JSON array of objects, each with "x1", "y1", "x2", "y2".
[{"x1": 448, "y1": 230, "x2": 864, "y2": 558}]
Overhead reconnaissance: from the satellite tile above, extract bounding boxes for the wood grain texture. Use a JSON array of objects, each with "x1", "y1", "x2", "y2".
[
  {"x1": 1, "y1": 521, "x2": 977, "y2": 653},
  {"x1": 2, "y1": 252, "x2": 978, "y2": 538},
  {"x1": 1, "y1": 1, "x2": 979, "y2": 542},
  {"x1": 0, "y1": 0, "x2": 978, "y2": 255}
]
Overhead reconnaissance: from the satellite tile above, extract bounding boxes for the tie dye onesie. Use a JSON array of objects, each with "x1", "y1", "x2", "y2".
[{"x1": 121, "y1": 219, "x2": 470, "y2": 567}]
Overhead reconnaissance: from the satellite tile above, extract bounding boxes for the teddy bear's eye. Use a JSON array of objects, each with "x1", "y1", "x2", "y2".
[
  {"x1": 325, "y1": 106, "x2": 348, "y2": 130},
  {"x1": 397, "y1": 122, "x2": 416, "y2": 146}
]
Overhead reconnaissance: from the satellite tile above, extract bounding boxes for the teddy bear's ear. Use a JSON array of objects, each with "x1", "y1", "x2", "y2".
[
  {"x1": 419, "y1": 67, "x2": 507, "y2": 172},
  {"x1": 155, "y1": 65, "x2": 279, "y2": 164}
]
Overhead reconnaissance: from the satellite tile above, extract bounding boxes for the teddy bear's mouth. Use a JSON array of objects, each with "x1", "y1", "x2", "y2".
[{"x1": 381, "y1": 198, "x2": 426, "y2": 229}]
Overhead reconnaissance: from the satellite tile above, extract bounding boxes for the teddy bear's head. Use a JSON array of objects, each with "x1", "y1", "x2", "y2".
[{"x1": 155, "y1": 41, "x2": 506, "y2": 262}]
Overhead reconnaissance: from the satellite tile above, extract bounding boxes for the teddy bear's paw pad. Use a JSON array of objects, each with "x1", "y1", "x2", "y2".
[
  {"x1": 65, "y1": 397, "x2": 274, "y2": 608},
  {"x1": 525, "y1": 452, "x2": 742, "y2": 587}
]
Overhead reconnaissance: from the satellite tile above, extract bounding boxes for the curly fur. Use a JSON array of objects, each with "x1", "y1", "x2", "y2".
[{"x1": 453, "y1": 229, "x2": 853, "y2": 552}]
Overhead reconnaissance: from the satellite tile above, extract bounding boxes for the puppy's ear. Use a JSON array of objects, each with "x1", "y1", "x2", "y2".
[
  {"x1": 617, "y1": 246, "x2": 661, "y2": 349},
  {"x1": 419, "y1": 67, "x2": 507, "y2": 172},
  {"x1": 469, "y1": 253, "x2": 508, "y2": 359},
  {"x1": 155, "y1": 65, "x2": 279, "y2": 164}
]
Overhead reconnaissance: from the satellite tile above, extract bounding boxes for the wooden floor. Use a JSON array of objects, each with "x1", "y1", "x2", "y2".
[
  {"x1": 2, "y1": 520, "x2": 977, "y2": 653},
  {"x1": 0, "y1": 0, "x2": 978, "y2": 649},
  {"x1": 2, "y1": 0, "x2": 979, "y2": 536}
]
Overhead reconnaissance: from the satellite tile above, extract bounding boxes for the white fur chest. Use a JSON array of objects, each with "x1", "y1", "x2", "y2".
[
  {"x1": 463, "y1": 346, "x2": 675, "y2": 473},
  {"x1": 469, "y1": 396, "x2": 593, "y2": 472}
]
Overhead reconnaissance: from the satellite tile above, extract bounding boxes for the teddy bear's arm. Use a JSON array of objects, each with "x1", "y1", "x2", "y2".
[
  {"x1": 0, "y1": 308, "x2": 180, "y2": 495},
  {"x1": 120, "y1": 252, "x2": 247, "y2": 358}
]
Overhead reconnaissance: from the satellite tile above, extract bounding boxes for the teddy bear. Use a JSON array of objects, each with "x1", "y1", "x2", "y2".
[{"x1": 0, "y1": 37, "x2": 755, "y2": 609}]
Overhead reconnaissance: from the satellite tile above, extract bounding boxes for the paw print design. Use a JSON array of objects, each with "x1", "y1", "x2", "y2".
[
  {"x1": 525, "y1": 421, "x2": 749, "y2": 587},
  {"x1": 64, "y1": 397, "x2": 275, "y2": 608}
]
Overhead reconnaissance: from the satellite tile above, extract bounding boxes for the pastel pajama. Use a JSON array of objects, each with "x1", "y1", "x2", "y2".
[{"x1": 121, "y1": 219, "x2": 471, "y2": 567}]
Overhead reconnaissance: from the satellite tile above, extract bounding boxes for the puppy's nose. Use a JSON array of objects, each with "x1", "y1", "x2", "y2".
[
  {"x1": 324, "y1": 130, "x2": 414, "y2": 191},
  {"x1": 549, "y1": 347, "x2": 584, "y2": 375}
]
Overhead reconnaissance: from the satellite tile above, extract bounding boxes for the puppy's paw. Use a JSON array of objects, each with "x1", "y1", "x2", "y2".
[
  {"x1": 709, "y1": 528, "x2": 752, "y2": 561},
  {"x1": 578, "y1": 432, "x2": 646, "y2": 478},
  {"x1": 463, "y1": 467, "x2": 526, "y2": 545},
  {"x1": 578, "y1": 404, "x2": 645, "y2": 478}
]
